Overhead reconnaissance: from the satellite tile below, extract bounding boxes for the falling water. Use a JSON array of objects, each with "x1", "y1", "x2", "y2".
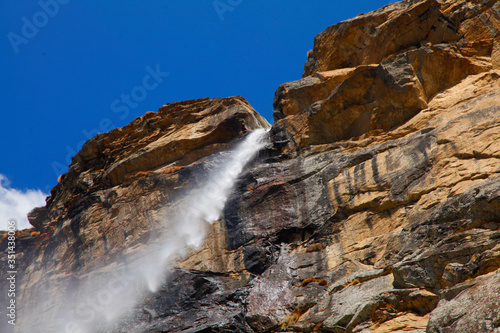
[{"x1": 16, "y1": 128, "x2": 269, "y2": 333}]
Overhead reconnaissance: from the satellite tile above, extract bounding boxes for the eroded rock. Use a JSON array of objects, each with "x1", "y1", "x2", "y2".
[{"x1": 2, "y1": 1, "x2": 500, "y2": 332}]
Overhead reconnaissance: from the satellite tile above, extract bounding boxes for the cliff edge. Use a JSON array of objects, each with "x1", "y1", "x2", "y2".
[{"x1": 1, "y1": 0, "x2": 500, "y2": 332}]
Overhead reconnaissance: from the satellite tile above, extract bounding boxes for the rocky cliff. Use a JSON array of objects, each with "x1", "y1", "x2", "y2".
[{"x1": 2, "y1": 0, "x2": 500, "y2": 332}]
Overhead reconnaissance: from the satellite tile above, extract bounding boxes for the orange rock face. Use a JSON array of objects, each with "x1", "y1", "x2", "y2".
[
  {"x1": 303, "y1": 0, "x2": 499, "y2": 76},
  {"x1": 29, "y1": 96, "x2": 269, "y2": 231},
  {"x1": 275, "y1": 0, "x2": 500, "y2": 148},
  {"x1": 2, "y1": 1, "x2": 500, "y2": 333}
]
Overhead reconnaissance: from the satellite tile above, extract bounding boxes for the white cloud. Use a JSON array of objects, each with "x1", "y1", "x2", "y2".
[{"x1": 0, "y1": 174, "x2": 48, "y2": 230}]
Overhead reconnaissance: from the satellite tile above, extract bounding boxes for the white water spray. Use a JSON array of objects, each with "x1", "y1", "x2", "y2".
[{"x1": 17, "y1": 128, "x2": 269, "y2": 333}]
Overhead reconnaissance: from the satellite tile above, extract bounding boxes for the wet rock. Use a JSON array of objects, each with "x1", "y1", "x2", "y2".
[{"x1": 2, "y1": 1, "x2": 500, "y2": 332}]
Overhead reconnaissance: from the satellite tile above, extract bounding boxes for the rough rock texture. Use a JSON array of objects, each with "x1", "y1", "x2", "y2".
[
  {"x1": 1, "y1": 0, "x2": 500, "y2": 332},
  {"x1": 276, "y1": 40, "x2": 494, "y2": 147},
  {"x1": 0, "y1": 96, "x2": 269, "y2": 332},
  {"x1": 303, "y1": 0, "x2": 500, "y2": 76}
]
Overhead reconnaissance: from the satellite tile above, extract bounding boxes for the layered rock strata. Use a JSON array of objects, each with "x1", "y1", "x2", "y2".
[{"x1": 1, "y1": 0, "x2": 500, "y2": 332}]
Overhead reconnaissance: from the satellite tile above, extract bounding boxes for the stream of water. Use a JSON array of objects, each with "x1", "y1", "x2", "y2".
[{"x1": 17, "y1": 128, "x2": 269, "y2": 333}]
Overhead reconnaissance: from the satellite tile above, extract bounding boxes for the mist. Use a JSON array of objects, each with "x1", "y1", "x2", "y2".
[{"x1": 16, "y1": 129, "x2": 269, "y2": 333}]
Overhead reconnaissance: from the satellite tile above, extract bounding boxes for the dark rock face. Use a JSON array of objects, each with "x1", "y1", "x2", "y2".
[
  {"x1": 2, "y1": 1, "x2": 500, "y2": 333},
  {"x1": 110, "y1": 269, "x2": 255, "y2": 333}
]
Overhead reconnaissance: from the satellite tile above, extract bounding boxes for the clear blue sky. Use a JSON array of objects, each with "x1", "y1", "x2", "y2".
[{"x1": 1, "y1": 0, "x2": 393, "y2": 196}]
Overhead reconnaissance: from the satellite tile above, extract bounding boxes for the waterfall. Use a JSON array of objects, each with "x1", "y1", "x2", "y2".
[
  {"x1": 18, "y1": 128, "x2": 269, "y2": 333},
  {"x1": 133, "y1": 127, "x2": 270, "y2": 294}
]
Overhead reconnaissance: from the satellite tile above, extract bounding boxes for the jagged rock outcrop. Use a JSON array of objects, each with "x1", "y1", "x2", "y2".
[
  {"x1": 1, "y1": 0, "x2": 500, "y2": 332},
  {"x1": 0, "y1": 96, "x2": 270, "y2": 332},
  {"x1": 303, "y1": 0, "x2": 500, "y2": 76}
]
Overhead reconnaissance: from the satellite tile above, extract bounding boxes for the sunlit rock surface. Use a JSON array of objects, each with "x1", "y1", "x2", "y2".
[{"x1": 1, "y1": 0, "x2": 500, "y2": 332}]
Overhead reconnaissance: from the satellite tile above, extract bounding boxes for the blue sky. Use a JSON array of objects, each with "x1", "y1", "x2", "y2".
[{"x1": 0, "y1": 0, "x2": 393, "y2": 228}]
